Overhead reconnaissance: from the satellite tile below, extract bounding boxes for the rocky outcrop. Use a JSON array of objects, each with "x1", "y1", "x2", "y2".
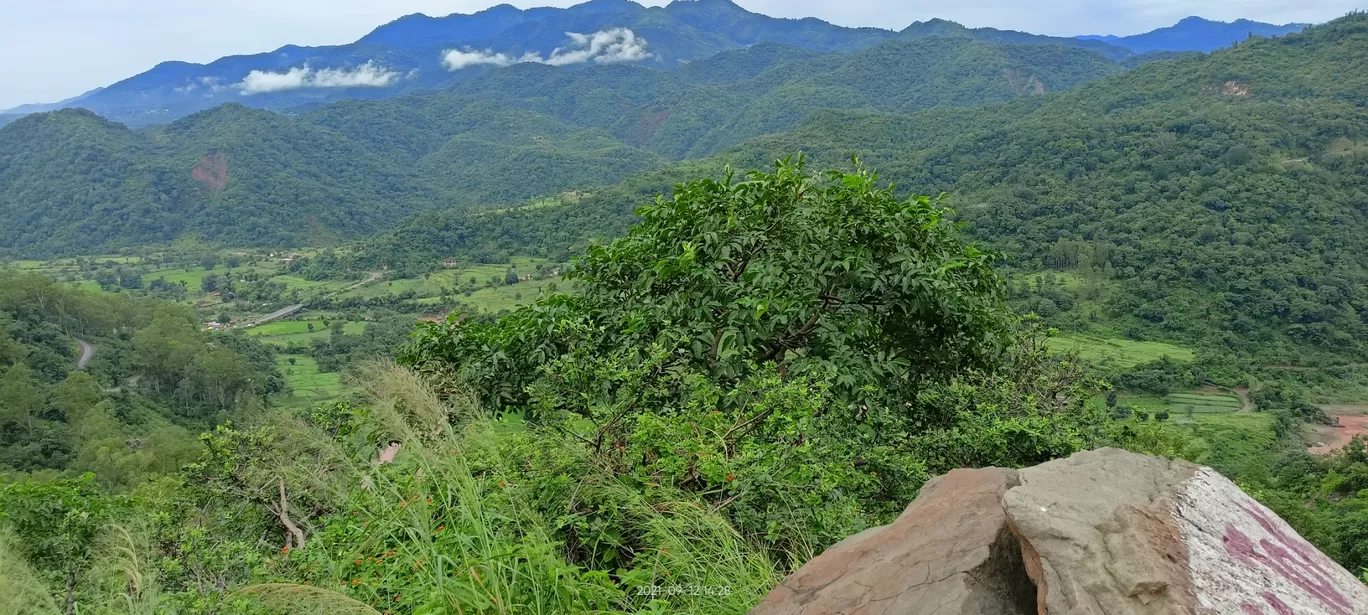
[{"x1": 750, "y1": 448, "x2": 1368, "y2": 615}]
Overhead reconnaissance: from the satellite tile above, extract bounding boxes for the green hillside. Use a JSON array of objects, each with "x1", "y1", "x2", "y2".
[
  {"x1": 349, "y1": 15, "x2": 1368, "y2": 366},
  {"x1": 0, "y1": 34, "x2": 1131, "y2": 257}
]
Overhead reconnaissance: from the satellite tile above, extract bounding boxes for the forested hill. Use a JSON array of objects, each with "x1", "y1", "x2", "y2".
[
  {"x1": 0, "y1": 36, "x2": 1126, "y2": 256},
  {"x1": 0, "y1": 271, "x2": 281, "y2": 483},
  {"x1": 352, "y1": 14, "x2": 1368, "y2": 365}
]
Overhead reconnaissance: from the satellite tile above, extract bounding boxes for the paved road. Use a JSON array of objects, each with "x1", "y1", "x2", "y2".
[
  {"x1": 76, "y1": 339, "x2": 94, "y2": 369},
  {"x1": 244, "y1": 304, "x2": 305, "y2": 328}
]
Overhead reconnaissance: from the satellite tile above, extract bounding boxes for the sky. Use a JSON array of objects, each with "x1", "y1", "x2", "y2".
[{"x1": 0, "y1": 0, "x2": 1362, "y2": 110}]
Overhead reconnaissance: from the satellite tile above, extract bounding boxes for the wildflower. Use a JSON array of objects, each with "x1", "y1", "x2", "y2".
[
  {"x1": 395, "y1": 595, "x2": 403, "y2": 601},
  {"x1": 437, "y1": 525, "x2": 445, "y2": 532},
  {"x1": 352, "y1": 579, "x2": 361, "y2": 585},
  {"x1": 280, "y1": 546, "x2": 290, "y2": 554},
  {"x1": 355, "y1": 559, "x2": 364, "y2": 565},
  {"x1": 726, "y1": 473, "x2": 735, "y2": 482},
  {"x1": 498, "y1": 480, "x2": 506, "y2": 487},
  {"x1": 449, "y1": 449, "x2": 456, "y2": 455}
]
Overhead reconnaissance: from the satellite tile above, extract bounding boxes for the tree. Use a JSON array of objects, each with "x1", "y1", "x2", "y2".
[
  {"x1": 406, "y1": 159, "x2": 1012, "y2": 413},
  {"x1": 402, "y1": 160, "x2": 1100, "y2": 547},
  {"x1": 505, "y1": 269, "x2": 520, "y2": 286},
  {"x1": 0, "y1": 363, "x2": 46, "y2": 430},
  {"x1": 48, "y1": 372, "x2": 101, "y2": 423},
  {"x1": 1106, "y1": 390, "x2": 1118, "y2": 408}
]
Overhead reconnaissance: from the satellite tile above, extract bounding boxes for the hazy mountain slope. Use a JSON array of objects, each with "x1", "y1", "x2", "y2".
[
  {"x1": 424, "y1": 37, "x2": 1126, "y2": 159},
  {"x1": 647, "y1": 37, "x2": 1125, "y2": 158},
  {"x1": 900, "y1": 18, "x2": 1133, "y2": 60},
  {"x1": 1080, "y1": 16, "x2": 1308, "y2": 53}
]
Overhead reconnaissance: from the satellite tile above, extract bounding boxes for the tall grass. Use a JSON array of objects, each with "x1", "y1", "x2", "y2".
[
  {"x1": 243, "y1": 362, "x2": 780, "y2": 614},
  {"x1": 0, "y1": 529, "x2": 61, "y2": 615},
  {"x1": 5, "y1": 362, "x2": 781, "y2": 615}
]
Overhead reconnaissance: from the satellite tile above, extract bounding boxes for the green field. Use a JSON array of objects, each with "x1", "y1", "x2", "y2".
[
  {"x1": 269, "y1": 275, "x2": 354, "y2": 293},
  {"x1": 1117, "y1": 390, "x2": 1243, "y2": 420},
  {"x1": 276, "y1": 354, "x2": 348, "y2": 408},
  {"x1": 245, "y1": 319, "x2": 365, "y2": 346},
  {"x1": 1165, "y1": 392, "x2": 1243, "y2": 414},
  {"x1": 1048, "y1": 333, "x2": 1195, "y2": 369}
]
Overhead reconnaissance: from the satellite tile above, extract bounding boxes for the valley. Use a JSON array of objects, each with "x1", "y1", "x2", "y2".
[{"x1": 1, "y1": 2, "x2": 1367, "y2": 614}]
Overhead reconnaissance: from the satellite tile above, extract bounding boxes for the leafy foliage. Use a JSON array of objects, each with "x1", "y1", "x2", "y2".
[{"x1": 401, "y1": 160, "x2": 1106, "y2": 548}]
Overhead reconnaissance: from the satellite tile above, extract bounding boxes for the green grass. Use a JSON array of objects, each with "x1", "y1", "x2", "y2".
[
  {"x1": 246, "y1": 320, "x2": 365, "y2": 346},
  {"x1": 276, "y1": 354, "x2": 348, "y2": 408},
  {"x1": 1048, "y1": 333, "x2": 1195, "y2": 368},
  {"x1": 1117, "y1": 391, "x2": 1242, "y2": 419},
  {"x1": 143, "y1": 265, "x2": 223, "y2": 289},
  {"x1": 270, "y1": 275, "x2": 353, "y2": 293},
  {"x1": 1165, "y1": 392, "x2": 1242, "y2": 414},
  {"x1": 461, "y1": 279, "x2": 561, "y2": 313}
]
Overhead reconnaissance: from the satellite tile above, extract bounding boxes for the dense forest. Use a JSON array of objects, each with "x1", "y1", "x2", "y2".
[{"x1": 0, "y1": 271, "x2": 281, "y2": 486}]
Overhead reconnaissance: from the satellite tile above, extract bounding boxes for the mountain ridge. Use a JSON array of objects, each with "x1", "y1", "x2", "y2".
[
  {"x1": 1078, "y1": 15, "x2": 1308, "y2": 52},
  {"x1": 2, "y1": 3, "x2": 1305, "y2": 126}
]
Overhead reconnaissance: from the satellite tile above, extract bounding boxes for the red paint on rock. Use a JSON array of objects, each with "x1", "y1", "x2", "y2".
[
  {"x1": 1261, "y1": 592, "x2": 1294, "y2": 615},
  {"x1": 1223, "y1": 502, "x2": 1352, "y2": 615}
]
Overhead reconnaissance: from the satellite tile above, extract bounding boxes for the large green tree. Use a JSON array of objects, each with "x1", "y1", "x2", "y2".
[{"x1": 403, "y1": 160, "x2": 1103, "y2": 548}]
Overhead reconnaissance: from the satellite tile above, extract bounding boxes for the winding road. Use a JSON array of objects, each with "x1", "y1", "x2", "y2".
[{"x1": 76, "y1": 338, "x2": 94, "y2": 369}]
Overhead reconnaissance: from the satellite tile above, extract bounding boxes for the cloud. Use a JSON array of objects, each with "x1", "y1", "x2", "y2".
[
  {"x1": 441, "y1": 49, "x2": 517, "y2": 70},
  {"x1": 441, "y1": 28, "x2": 655, "y2": 72},
  {"x1": 236, "y1": 60, "x2": 398, "y2": 95},
  {"x1": 547, "y1": 28, "x2": 654, "y2": 66}
]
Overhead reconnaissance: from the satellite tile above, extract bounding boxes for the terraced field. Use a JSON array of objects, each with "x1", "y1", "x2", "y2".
[
  {"x1": 244, "y1": 319, "x2": 364, "y2": 346},
  {"x1": 275, "y1": 355, "x2": 347, "y2": 408},
  {"x1": 1164, "y1": 392, "x2": 1242, "y2": 414},
  {"x1": 1048, "y1": 333, "x2": 1195, "y2": 369}
]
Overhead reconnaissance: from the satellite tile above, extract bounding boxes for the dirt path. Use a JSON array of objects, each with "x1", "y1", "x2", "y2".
[
  {"x1": 338, "y1": 271, "x2": 383, "y2": 294},
  {"x1": 1309, "y1": 405, "x2": 1368, "y2": 455},
  {"x1": 76, "y1": 339, "x2": 94, "y2": 369}
]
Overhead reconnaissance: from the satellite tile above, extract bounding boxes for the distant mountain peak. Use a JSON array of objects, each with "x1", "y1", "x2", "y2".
[{"x1": 1079, "y1": 15, "x2": 1308, "y2": 53}]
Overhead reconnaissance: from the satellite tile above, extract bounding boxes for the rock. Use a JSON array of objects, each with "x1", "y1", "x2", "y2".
[
  {"x1": 749, "y1": 448, "x2": 1368, "y2": 615},
  {"x1": 750, "y1": 467, "x2": 1037, "y2": 615}
]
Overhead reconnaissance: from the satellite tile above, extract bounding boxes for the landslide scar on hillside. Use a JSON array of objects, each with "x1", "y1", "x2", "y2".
[{"x1": 192, "y1": 152, "x2": 229, "y2": 192}]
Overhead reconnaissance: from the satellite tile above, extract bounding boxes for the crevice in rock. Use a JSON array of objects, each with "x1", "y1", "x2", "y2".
[
  {"x1": 1005, "y1": 510, "x2": 1049, "y2": 615},
  {"x1": 967, "y1": 520, "x2": 1040, "y2": 614}
]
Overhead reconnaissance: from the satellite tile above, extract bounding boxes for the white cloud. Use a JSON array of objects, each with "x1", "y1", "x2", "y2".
[
  {"x1": 239, "y1": 66, "x2": 312, "y2": 94},
  {"x1": 548, "y1": 28, "x2": 654, "y2": 66},
  {"x1": 441, "y1": 48, "x2": 517, "y2": 70},
  {"x1": 235, "y1": 60, "x2": 398, "y2": 95},
  {"x1": 440, "y1": 28, "x2": 655, "y2": 72}
]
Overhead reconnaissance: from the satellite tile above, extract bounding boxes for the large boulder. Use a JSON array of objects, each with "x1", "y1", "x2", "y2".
[{"x1": 750, "y1": 448, "x2": 1368, "y2": 615}]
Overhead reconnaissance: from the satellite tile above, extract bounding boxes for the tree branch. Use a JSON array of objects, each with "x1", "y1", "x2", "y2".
[{"x1": 276, "y1": 477, "x2": 306, "y2": 550}]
